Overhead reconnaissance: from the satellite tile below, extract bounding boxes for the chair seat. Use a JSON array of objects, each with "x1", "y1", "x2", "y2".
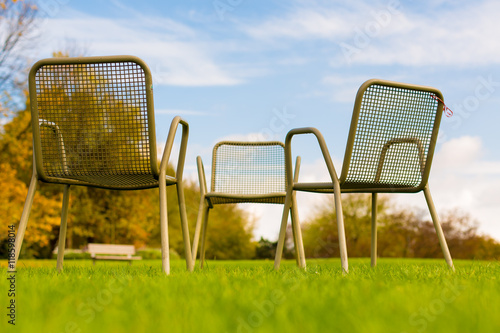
[
  {"x1": 205, "y1": 192, "x2": 286, "y2": 205},
  {"x1": 293, "y1": 182, "x2": 334, "y2": 192},
  {"x1": 293, "y1": 181, "x2": 419, "y2": 193},
  {"x1": 44, "y1": 174, "x2": 177, "y2": 190}
]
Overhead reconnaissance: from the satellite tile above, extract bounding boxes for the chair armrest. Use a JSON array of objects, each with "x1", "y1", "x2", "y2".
[
  {"x1": 284, "y1": 127, "x2": 341, "y2": 189},
  {"x1": 293, "y1": 156, "x2": 301, "y2": 183},
  {"x1": 196, "y1": 156, "x2": 208, "y2": 195},
  {"x1": 39, "y1": 119, "x2": 68, "y2": 175},
  {"x1": 159, "y1": 116, "x2": 189, "y2": 182}
]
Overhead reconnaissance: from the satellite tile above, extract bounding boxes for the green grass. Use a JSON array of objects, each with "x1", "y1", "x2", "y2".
[{"x1": 1, "y1": 258, "x2": 499, "y2": 333}]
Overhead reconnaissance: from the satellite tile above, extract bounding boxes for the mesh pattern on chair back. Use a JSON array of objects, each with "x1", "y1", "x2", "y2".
[
  {"x1": 341, "y1": 81, "x2": 441, "y2": 189},
  {"x1": 211, "y1": 142, "x2": 286, "y2": 195},
  {"x1": 32, "y1": 57, "x2": 157, "y2": 188}
]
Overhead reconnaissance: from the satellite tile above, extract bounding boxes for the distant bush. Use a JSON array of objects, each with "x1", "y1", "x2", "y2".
[
  {"x1": 254, "y1": 237, "x2": 295, "y2": 260},
  {"x1": 136, "y1": 248, "x2": 180, "y2": 260},
  {"x1": 302, "y1": 194, "x2": 500, "y2": 260},
  {"x1": 51, "y1": 251, "x2": 91, "y2": 260}
]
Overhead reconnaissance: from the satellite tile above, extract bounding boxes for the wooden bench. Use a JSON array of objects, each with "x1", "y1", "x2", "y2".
[{"x1": 87, "y1": 243, "x2": 142, "y2": 265}]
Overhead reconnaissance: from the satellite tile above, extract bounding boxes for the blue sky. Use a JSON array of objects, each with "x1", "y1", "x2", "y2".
[{"x1": 29, "y1": 0, "x2": 500, "y2": 241}]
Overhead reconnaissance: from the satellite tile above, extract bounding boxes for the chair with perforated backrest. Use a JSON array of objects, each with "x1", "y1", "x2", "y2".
[
  {"x1": 274, "y1": 79, "x2": 455, "y2": 274},
  {"x1": 191, "y1": 141, "x2": 306, "y2": 268},
  {"x1": 12, "y1": 55, "x2": 193, "y2": 275}
]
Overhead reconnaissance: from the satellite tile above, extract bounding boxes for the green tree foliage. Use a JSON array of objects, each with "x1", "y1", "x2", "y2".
[
  {"x1": 254, "y1": 235, "x2": 296, "y2": 260},
  {"x1": 255, "y1": 237, "x2": 275, "y2": 259},
  {"x1": 301, "y1": 194, "x2": 386, "y2": 258},
  {"x1": 302, "y1": 194, "x2": 500, "y2": 260}
]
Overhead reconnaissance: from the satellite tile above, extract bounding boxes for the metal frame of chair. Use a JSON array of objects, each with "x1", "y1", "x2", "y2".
[
  {"x1": 191, "y1": 141, "x2": 305, "y2": 268},
  {"x1": 13, "y1": 55, "x2": 193, "y2": 274},
  {"x1": 274, "y1": 79, "x2": 455, "y2": 274}
]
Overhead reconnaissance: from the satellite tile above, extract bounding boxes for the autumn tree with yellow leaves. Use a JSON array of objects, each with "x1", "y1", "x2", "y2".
[
  {"x1": 0, "y1": 103, "x2": 257, "y2": 259},
  {"x1": 0, "y1": 0, "x2": 257, "y2": 259}
]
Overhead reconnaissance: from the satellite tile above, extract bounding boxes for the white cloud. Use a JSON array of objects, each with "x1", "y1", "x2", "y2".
[
  {"x1": 37, "y1": 11, "x2": 245, "y2": 87},
  {"x1": 242, "y1": 2, "x2": 368, "y2": 42},
  {"x1": 242, "y1": 0, "x2": 500, "y2": 67},
  {"x1": 433, "y1": 136, "x2": 483, "y2": 168}
]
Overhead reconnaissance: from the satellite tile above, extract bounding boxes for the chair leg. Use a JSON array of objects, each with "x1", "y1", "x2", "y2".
[
  {"x1": 371, "y1": 193, "x2": 377, "y2": 268},
  {"x1": 290, "y1": 194, "x2": 306, "y2": 269},
  {"x1": 56, "y1": 185, "x2": 71, "y2": 272},
  {"x1": 159, "y1": 179, "x2": 170, "y2": 275},
  {"x1": 13, "y1": 175, "x2": 38, "y2": 270},
  {"x1": 423, "y1": 186, "x2": 455, "y2": 271},
  {"x1": 199, "y1": 206, "x2": 210, "y2": 269},
  {"x1": 177, "y1": 182, "x2": 194, "y2": 272},
  {"x1": 191, "y1": 196, "x2": 208, "y2": 263},
  {"x1": 290, "y1": 208, "x2": 299, "y2": 267},
  {"x1": 333, "y1": 182, "x2": 349, "y2": 274},
  {"x1": 274, "y1": 189, "x2": 293, "y2": 271},
  {"x1": 288, "y1": 200, "x2": 299, "y2": 267}
]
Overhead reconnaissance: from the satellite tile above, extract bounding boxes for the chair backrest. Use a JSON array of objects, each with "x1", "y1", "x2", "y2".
[
  {"x1": 339, "y1": 79, "x2": 444, "y2": 192},
  {"x1": 211, "y1": 141, "x2": 286, "y2": 195},
  {"x1": 29, "y1": 56, "x2": 158, "y2": 188}
]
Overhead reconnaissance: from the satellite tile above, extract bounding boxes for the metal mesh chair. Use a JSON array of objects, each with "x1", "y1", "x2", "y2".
[
  {"x1": 274, "y1": 79, "x2": 455, "y2": 274},
  {"x1": 13, "y1": 55, "x2": 193, "y2": 274},
  {"x1": 191, "y1": 141, "x2": 305, "y2": 268}
]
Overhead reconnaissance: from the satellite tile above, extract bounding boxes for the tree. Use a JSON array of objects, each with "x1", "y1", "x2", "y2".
[
  {"x1": 301, "y1": 193, "x2": 500, "y2": 260},
  {"x1": 0, "y1": 18, "x2": 257, "y2": 260},
  {"x1": 0, "y1": 0, "x2": 38, "y2": 112},
  {"x1": 0, "y1": 90, "x2": 257, "y2": 259},
  {"x1": 255, "y1": 237, "x2": 275, "y2": 259},
  {"x1": 302, "y1": 194, "x2": 390, "y2": 258},
  {"x1": 0, "y1": 162, "x2": 61, "y2": 258},
  {"x1": 254, "y1": 235, "x2": 295, "y2": 260},
  {"x1": 377, "y1": 209, "x2": 419, "y2": 258},
  {"x1": 402, "y1": 210, "x2": 500, "y2": 260}
]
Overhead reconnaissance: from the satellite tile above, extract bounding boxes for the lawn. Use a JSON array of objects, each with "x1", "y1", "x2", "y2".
[{"x1": 1, "y1": 258, "x2": 499, "y2": 333}]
